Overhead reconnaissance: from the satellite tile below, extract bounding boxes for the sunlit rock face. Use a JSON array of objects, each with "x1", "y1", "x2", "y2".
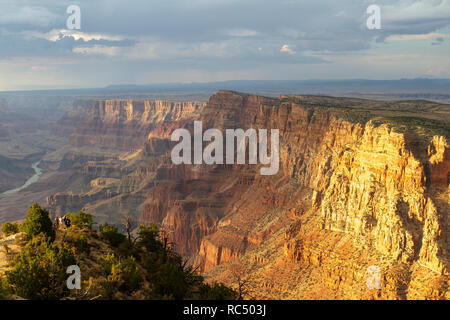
[
  {"x1": 49, "y1": 91, "x2": 448, "y2": 299},
  {"x1": 142, "y1": 92, "x2": 448, "y2": 299}
]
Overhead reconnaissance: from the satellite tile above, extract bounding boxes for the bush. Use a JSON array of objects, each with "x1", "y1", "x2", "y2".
[
  {"x1": 22, "y1": 203, "x2": 55, "y2": 242},
  {"x1": 117, "y1": 239, "x2": 140, "y2": 260},
  {"x1": 67, "y1": 211, "x2": 93, "y2": 230},
  {"x1": 0, "y1": 277, "x2": 9, "y2": 300},
  {"x1": 149, "y1": 262, "x2": 188, "y2": 299},
  {"x1": 196, "y1": 282, "x2": 237, "y2": 300},
  {"x1": 137, "y1": 224, "x2": 162, "y2": 253},
  {"x1": 96, "y1": 253, "x2": 143, "y2": 298},
  {"x1": 98, "y1": 253, "x2": 119, "y2": 277},
  {"x1": 99, "y1": 223, "x2": 126, "y2": 247},
  {"x1": 76, "y1": 235, "x2": 90, "y2": 255},
  {"x1": 5, "y1": 235, "x2": 76, "y2": 299},
  {"x1": 64, "y1": 232, "x2": 91, "y2": 255},
  {"x1": 98, "y1": 268, "x2": 122, "y2": 300},
  {"x1": 1, "y1": 222, "x2": 20, "y2": 237},
  {"x1": 119, "y1": 256, "x2": 143, "y2": 294},
  {"x1": 134, "y1": 224, "x2": 234, "y2": 300}
]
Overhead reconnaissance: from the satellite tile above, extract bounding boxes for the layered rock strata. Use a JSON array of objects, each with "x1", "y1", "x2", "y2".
[{"x1": 47, "y1": 91, "x2": 449, "y2": 299}]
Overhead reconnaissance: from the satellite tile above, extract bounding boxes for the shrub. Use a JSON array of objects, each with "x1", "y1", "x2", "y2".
[
  {"x1": 136, "y1": 224, "x2": 162, "y2": 253},
  {"x1": 149, "y1": 262, "x2": 188, "y2": 300},
  {"x1": 64, "y1": 232, "x2": 91, "y2": 255},
  {"x1": 96, "y1": 253, "x2": 143, "y2": 298},
  {"x1": 99, "y1": 223, "x2": 126, "y2": 247},
  {"x1": 98, "y1": 268, "x2": 122, "y2": 300},
  {"x1": 0, "y1": 277, "x2": 9, "y2": 300},
  {"x1": 76, "y1": 235, "x2": 90, "y2": 255},
  {"x1": 1, "y1": 222, "x2": 20, "y2": 237},
  {"x1": 22, "y1": 203, "x2": 55, "y2": 242},
  {"x1": 118, "y1": 256, "x2": 143, "y2": 294},
  {"x1": 5, "y1": 235, "x2": 76, "y2": 299},
  {"x1": 67, "y1": 211, "x2": 93, "y2": 230},
  {"x1": 196, "y1": 282, "x2": 237, "y2": 300},
  {"x1": 98, "y1": 253, "x2": 119, "y2": 277},
  {"x1": 117, "y1": 239, "x2": 140, "y2": 260}
]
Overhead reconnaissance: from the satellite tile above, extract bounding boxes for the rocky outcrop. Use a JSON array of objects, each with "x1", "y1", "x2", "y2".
[
  {"x1": 319, "y1": 124, "x2": 448, "y2": 273},
  {"x1": 138, "y1": 91, "x2": 448, "y2": 299},
  {"x1": 46, "y1": 91, "x2": 448, "y2": 299}
]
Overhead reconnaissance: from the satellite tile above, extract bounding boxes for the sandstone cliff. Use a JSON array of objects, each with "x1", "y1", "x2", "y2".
[
  {"x1": 56, "y1": 99, "x2": 205, "y2": 150},
  {"x1": 141, "y1": 91, "x2": 449, "y2": 299},
  {"x1": 47, "y1": 99, "x2": 206, "y2": 223},
  {"x1": 46, "y1": 91, "x2": 448, "y2": 299}
]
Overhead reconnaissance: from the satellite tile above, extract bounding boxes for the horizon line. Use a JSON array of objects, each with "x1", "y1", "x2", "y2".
[{"x1": 1, "y1": 77, "x2": 450, "y2": 94}]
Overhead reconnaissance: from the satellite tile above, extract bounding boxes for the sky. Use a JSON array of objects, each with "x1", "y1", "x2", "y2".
[{"x1": 0, "y1": 0, "x2": 449, "y2": 90}]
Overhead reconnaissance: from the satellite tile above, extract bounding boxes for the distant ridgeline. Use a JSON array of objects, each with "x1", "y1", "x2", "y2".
[{"x1": 2, "y1": 78, "x2": 450, "y2": 101}]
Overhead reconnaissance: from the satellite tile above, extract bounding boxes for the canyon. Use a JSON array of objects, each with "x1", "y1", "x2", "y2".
[{"x1": 0, "y1": 91, "x2": 448, "y2": 299}]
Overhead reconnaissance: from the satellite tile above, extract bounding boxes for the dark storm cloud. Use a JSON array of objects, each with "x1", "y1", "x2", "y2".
[{"x1": 0, "y1": 33, "x2": 136, "y2": 58}]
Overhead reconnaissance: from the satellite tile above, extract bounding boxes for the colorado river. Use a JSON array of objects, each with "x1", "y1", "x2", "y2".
[{"x1": 1, "y1": 161, "x2": 43, "y2": 196}]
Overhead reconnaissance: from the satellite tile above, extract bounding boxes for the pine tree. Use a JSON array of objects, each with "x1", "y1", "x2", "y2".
[{"x1": 23, "y1": 203, "x2": 55, "y2": 242}]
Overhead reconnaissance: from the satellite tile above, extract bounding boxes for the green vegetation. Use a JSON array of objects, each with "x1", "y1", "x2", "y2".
[
  {"x1": 0, "y1": 278, "x2": 9, "y2": 300},
  {"x1": 1, "y1": 203, "x2": 235, "y2": 300},
  {"x1": 22, "y1": 203, "x2": 55, "y2": 242},
  {"x1": 93, "y1": 253, "x2": 143, "y2": 298},
  {"x1": 197, "y1": 282, "x2": 237, "y2": 300},
  {"x1": 67, "y1": 211, "x2": 93, "y2": 230},
  {"x1": 1, "y1": 222, "x2": 20, "y2": 237},
  {"x1": 64, "y1": 232, "x2": 91, "y2": 255},
  {"x1": 372, "y1": 116, "x2": 450, "y2": 139},
  {"x1": 136, "y1": 223, "x2": 161, "y2": 252},
  {"x1": 5, "y1": 235, "x2": 76, "y2": 299},
  {"x1": 99, "y1": 223, "x2": 126, "y2": 247},
  {"x1": 93, "y1": 223, "x2": 236, "y2": 300},
  {"x1": 119, "y1": 256, "x2": 144, "y2": 293},
  {"x1": 283, "y1": 95, "x2": 450, "y2": 139}
]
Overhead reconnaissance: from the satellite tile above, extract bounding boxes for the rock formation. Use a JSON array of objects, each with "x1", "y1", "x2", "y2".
[
  {"x1": 57, "y1": 99, "x2": 205, "y2": 150},
  {"x1": 46, "y1": 91, "x2": 449, "y2": 299}
]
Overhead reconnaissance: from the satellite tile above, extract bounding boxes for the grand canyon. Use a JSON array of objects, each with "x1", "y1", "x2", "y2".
[{"x1": 0, "y1": 88, "x2": 448, "y2": 300}]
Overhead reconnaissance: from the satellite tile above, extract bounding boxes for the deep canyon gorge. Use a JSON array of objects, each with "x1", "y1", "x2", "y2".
[{"x1": 0, "y1": 91, "x2": 448, "y2": 299}]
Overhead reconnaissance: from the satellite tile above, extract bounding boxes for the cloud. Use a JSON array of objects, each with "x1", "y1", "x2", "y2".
[
  {"x1": 2, "y1": 1, "x2": 448, "y2": 57},
  {"x1": 280, "y1": 45, "x2": 295, "y2": 55},
  {"x1": 386, "y1": 32, "x2": 450, "y2": 41},
  {"x1": 225, "y1": 29, "x2": 259, "y2": 37},
  {"x1": 73, "y1": 45, "x2": 124, "y2": 56},
  {"x1": 378, "y1": 0, "x2": 450, "y2": 38},
  {"x1": 68, "y1": 37, "x2": 325, "y2": 67},
  {"x1": 0, "y1": 4, "x2": 60, "y2": 28},
  {"x1": 383, "y1": 0, "x2": 450, "y2": 22},
  {"x1": 0, "y1": 29, "x2": 136, "y2": 59},
  {"x1": 0, "y1": 0, "x2": 449, "y2": 89},
  {"x1": 29, "y1": 29, "x2": 126, "y2": 42}
]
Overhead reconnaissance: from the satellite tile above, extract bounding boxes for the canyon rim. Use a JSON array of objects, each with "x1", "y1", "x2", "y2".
[{"x1": 1, "y1": 90, "x2": 447, "y2": 300}]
